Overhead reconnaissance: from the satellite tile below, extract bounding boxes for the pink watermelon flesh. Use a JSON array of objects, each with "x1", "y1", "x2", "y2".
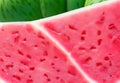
[
  {"x1": 39, "y1": 1, "x2": 120, "y2": 83},
  {"x1": 1, "y1": 0, "x2": 120, "y2": 83},
  {"x1": 0, "y1": 23, "x2": 87, "y2": 83}
]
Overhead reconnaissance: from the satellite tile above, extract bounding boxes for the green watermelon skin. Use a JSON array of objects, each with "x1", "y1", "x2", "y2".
[
  {"x1": 0, "y1": 23, "x2": 87, "y2": 83},
  {"x1": 39, "y1": 0, "x2": 120, "y2": 83}
]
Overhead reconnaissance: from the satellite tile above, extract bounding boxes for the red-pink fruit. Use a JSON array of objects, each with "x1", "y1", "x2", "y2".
[
  {"x1": 39, "y1": 0, "x2": 120, "y2": 83},
  {"x1": 0, "y1": 23, "x2": 87, "y2": 83}
]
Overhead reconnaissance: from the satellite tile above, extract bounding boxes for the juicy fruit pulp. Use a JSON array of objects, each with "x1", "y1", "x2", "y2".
[
  {"x1": 39, "y1": 0, "x2": 120, "y2": 83},
  {"x1": 0, "y1": 23, "x2": 87, "y2": 83},
  {"x1": 0, "y1": 0, "x2": 120, "y2": 83}
]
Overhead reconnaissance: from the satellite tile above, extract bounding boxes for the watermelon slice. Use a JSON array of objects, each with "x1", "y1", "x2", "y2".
[
  {"x1": 0, "y1": 0, "x2": 120, "y2": 83},
  {"x1": 0, "y1": 23, "x2": 88, "y2": 83},
  {"x1": 37, "y1": 0, "x2": 120, "y2": 83}
]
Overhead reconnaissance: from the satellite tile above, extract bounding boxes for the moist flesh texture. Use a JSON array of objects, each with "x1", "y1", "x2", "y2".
[
  {"x1": 0, "y1": 23, "x2": 87, "y2": 83},
  {"x1": 1, "y1": 1, "x2": 120, "y2": 83},
  {"x1": 40, "y1": 1, "x2": 120, "y2": 83}
]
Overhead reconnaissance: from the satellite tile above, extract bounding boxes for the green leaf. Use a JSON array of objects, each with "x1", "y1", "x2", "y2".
[
  {"x1": 67, "y1": 0, "x2": 86, "y2": 11},
  {"x1": 85, "y1": 0, "x2": 106, "y2": 6},
  {"x1": 0, "y1": 0, "x2": 107, "y2": 22},
  {"x1": 0, "y1": 0, "x2": 42, "y2": 22},
  {"x1": 40, "y1": 0, "x2": 66, "y2": 18}
]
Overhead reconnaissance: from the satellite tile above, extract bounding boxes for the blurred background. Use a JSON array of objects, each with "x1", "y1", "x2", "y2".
[{"x1": 0, "y1": 0, "x2": 106, "y2": 22}]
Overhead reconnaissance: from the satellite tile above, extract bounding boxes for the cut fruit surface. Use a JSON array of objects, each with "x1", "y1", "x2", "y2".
[
  {"x1": 0, "y1": 23, "x2": 87, "y2": 83},
  {"x1": 38, "y1": 0, "x2": 120, "y2": 83},
  {"x1": 1, "y1": 0, "x2": 120, "y2": 83}
]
